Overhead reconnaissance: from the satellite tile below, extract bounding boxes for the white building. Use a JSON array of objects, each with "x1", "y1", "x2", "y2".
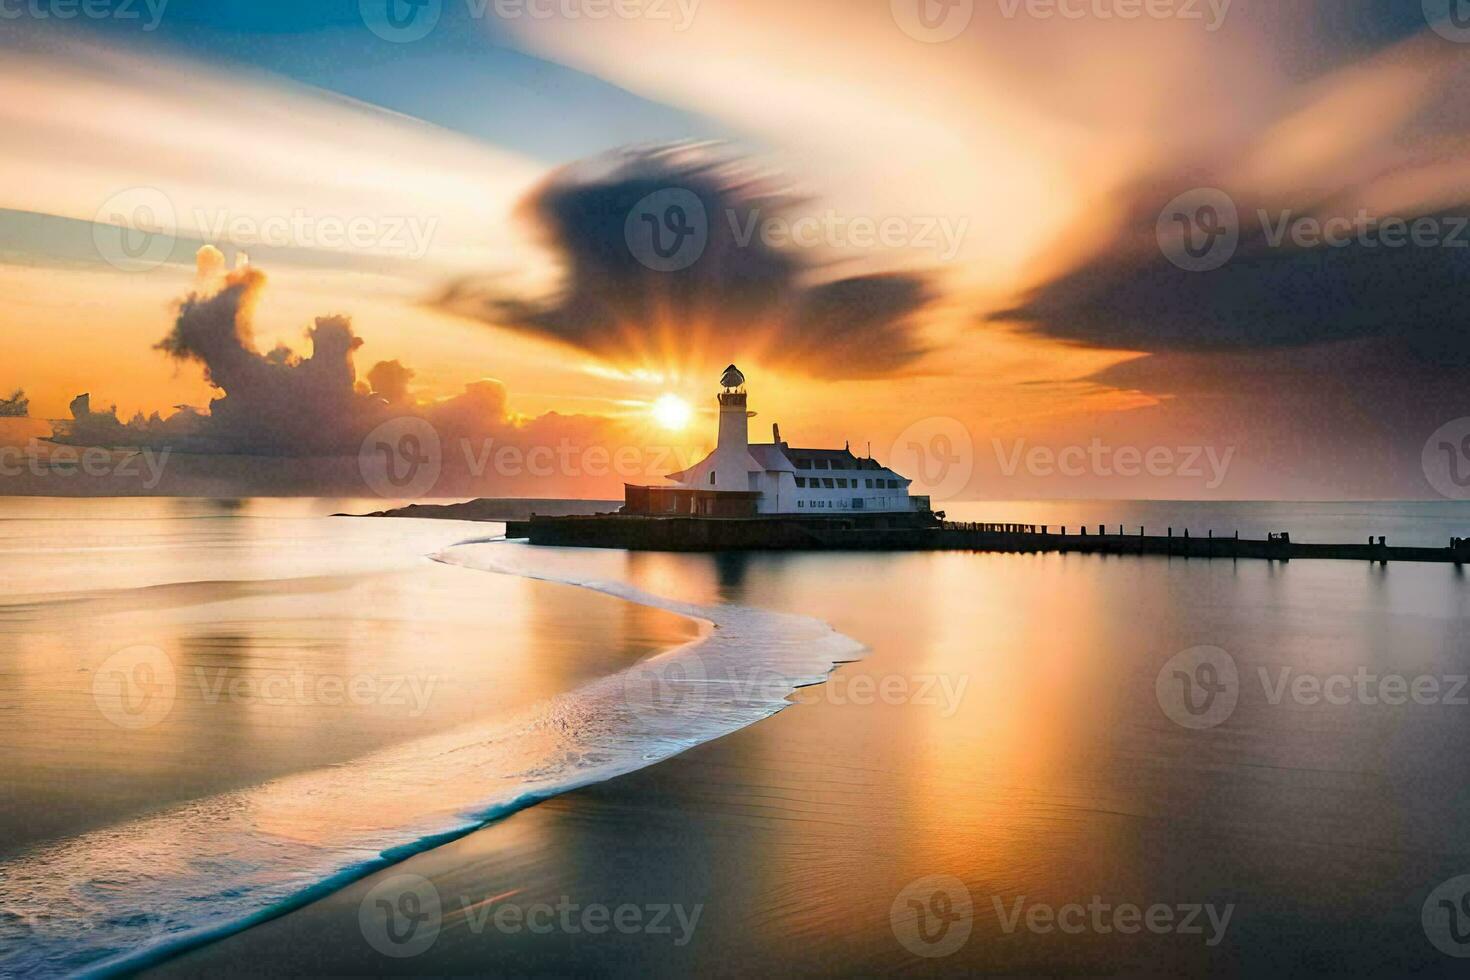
[{"x1": 623, "y1": 366, "x2": 931, "y2": 518}]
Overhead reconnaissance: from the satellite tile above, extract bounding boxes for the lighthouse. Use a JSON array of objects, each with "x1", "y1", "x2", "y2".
[
  {"x1": 620, "y1": 365, "x2": 928, "y2": 519},
  {"x1": 710, "y1": 365, "x2": 755, "y2": 492}
]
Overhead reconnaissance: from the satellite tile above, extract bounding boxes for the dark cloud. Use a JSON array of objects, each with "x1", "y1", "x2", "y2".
[
  {"x1": 995, "y1": 192, "x2": 1470, "y2": 367},
  {"x1": 437, "y1": 145, "x2": 934, "y2": 380},
  {"x1": 0, "y1": 389, "x2": 27, "y2": 417}
]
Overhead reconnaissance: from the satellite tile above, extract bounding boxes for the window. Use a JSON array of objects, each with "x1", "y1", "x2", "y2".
[
  {"x1": 865, "y1": 479, "x2": 873, "y2": 489},
  {"x1": 795, "y1": 477, "x2": 806, "y2": 488},
  {"x1": 823, "y1": 478, "x2": 835, "y2": 489},
  {"x1": 798, "y1": 500, "x2": 804, "y2": 508},
  {"x1": 837, "y1": 479, "x2": 848, "y2": 488},
  {"x1": 796, "y1": 459, "x2": 812, "y2": 470},
  {"x1": 887, "y1": 480, "x2": 898, "y2": 489},
  {"x1": 816, "y1": 460, "x2": 829, "y2": 470},
  {"x1": 710, "y1": 473, "x2": 716, "y2": 486}
]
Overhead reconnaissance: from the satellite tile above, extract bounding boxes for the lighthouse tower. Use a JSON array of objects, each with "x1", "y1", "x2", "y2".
[{"x1": 710, "y1": 364, "x2": 754, "y2": 492}]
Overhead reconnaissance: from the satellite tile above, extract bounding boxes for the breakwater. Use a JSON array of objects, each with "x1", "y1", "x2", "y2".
[{"x1": 505, "y1": 515, "x2": 1470, "y2": 564}]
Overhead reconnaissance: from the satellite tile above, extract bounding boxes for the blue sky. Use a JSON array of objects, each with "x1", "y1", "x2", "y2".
[{"x1": 43, "y1": 0, "x2": 729, "y2": 163}]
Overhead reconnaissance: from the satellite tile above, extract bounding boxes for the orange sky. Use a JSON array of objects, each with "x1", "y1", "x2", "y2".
[{"x1": 3, "y1": 4, "x2": 1467, "y2": 499}]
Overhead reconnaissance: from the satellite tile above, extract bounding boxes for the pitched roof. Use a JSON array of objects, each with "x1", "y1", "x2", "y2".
[{"x1": 748, "y1": 444, "x2": 797, "y2": 473}]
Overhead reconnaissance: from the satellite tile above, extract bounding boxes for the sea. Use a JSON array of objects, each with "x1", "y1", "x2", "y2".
[{"x1": 1, "y1": 496, "x2": 1468, "y2": 976}]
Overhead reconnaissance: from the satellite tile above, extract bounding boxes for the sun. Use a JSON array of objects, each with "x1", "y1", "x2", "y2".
[{"x1": 651, "y1": 393, "x2": 693, "y2": 431}]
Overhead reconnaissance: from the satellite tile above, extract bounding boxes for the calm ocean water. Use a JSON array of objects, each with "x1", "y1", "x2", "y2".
[{"x1": 3, "y1": 497, "x2": 1470, "y2": 976}]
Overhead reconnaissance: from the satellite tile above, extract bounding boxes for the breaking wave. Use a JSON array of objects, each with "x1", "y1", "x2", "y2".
[{"x1": 0, "y1": 539, "x2": 863, "y2": 977}]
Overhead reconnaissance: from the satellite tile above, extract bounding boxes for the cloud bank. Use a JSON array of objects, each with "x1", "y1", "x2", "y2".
[{"x1": 40, "y1": 249, "x2": 671, "y2": 497}]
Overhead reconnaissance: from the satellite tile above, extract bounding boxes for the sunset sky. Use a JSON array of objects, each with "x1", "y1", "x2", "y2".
[{"x1": 2, "y1": 0, "x2": 1468, "y2": 499}]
